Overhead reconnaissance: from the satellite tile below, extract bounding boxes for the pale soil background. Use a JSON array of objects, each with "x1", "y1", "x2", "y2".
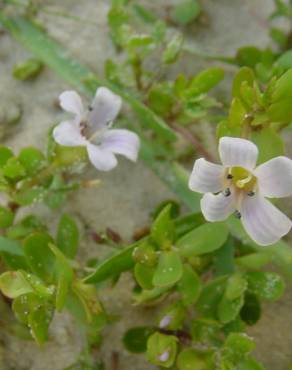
[{"x1": 0, "y1": 0, "x2": 292, "y2": 369}]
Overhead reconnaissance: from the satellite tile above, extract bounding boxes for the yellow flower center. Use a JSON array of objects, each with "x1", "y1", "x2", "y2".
[{"x1": 226, "y1": 166, "x2": 257, "y2": 193}]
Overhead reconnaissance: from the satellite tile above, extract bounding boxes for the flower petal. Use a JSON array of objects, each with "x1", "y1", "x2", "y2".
[
  {"x1": 254, "y1": 156, "x2": 292, "y2": 198},
  {"x1": 59, "y1": 91, "x2": 84, "y2": 117},
  {"x1": 189, "y1": 158, "x2": 224, "y2": 194},
  {"x1": 87, "y1": 87, "x2": 122, "y2": 132},
  {"x1": 219, "y1": 137, "x2": 258, "y2": 170},
  {"x1": 53, "y1": 120, "x2": 86, "y2": 147},
  {"x1": 100, "y1": 129, "x2": 140, "y2": 162},
  {"x1": 86, "y1": 143, "x2": 117, "y2": 171},
  {"x1": 240, "y1": 194, "x2": 292, "y2": 246},
  {"x1": 201, "y1": 192, "x2": 236, "y2": 222}
]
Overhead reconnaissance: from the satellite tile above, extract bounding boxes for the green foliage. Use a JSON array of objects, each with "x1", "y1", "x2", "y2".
[
  {"x1": 123, "y1": 326, "x2": 154, "y2": 353},
  {"x1": 1, "y1": 5, "x2": 292, "y2": 370},
  {"x1": 153, "y1": 251, "x2": 183, "y2": 287},
  {"x1": 246, "y1": 271, "x2": 285, "y2": 301},
  {"x1": 147, "y1": 332, "x2": 178, "y2": 368},
  {"x1": 171, "y1": 0, "x2": 201, "y2": 26},
  {"x1": 56, "y1": 214, "x2": 79, "y2": 259},
  {"x1": 13, "y1": 58, "x2": 43, "y2": 80},
  {"x1": 177, "y1": 222, "x2": 229, "y2": 257}
]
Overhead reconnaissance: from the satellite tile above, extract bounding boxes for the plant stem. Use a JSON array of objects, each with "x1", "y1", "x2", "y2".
[{"x1": 171, "y1": 123, "x2": 215, "y2": 161}]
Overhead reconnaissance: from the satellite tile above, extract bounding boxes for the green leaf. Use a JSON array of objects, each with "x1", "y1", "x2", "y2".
[
  {"x1": 13, "y1": 58, "x2": 43, "y2": 80},
  {"x1": 246, "y1": 271, "x2": 285, "y2": 301},
  {"x1": 123, "y1": 327, "x2": 154, "y2": 353},
  {"x1": 252, "y1": 128, "x2": 284, "y2": 164},
  {"x1": 240, "y1": 293, "x2": 261, "y2": 326},
  {"x1": 0, "y1": 146, "x2": 13, "y2": 167},
  {"x1": 196, "y1": 276, "x2": 227, "y2": 318},
  {"x1": 223, "y1": 333, "x2": 255, "y2": 363},
  {"x1": 0, "y1": 271, "x2": 33, "y2": 298},
  {"x1": 177, "y1": 264, "x2": 201, "y2": 305},
  {"x1": 0, "y1": 206, "x2": 14, "y2": 228},
  {"x1": 132, "y1": 241, "x2": 158, "y2": 267},
  {"x1": 232, "y1": 67, "x2": 255, "y2": 98},
  {"x1": 214, "y1": 237, "x2": 235, "y2": 276},
  {"x1": 270, "y1": 27, "x2": 287, "y2": 48},
  {"x1": 235, "y1": 47, "x2": 262, "y2": 68},
  {"x1": 134, "y1": 286, "x2": 169, "y2": 304},
  {"x1": 147, "y1": 332, "x2": 178, "y2": 368},
  {"x1": 177, "y1": 223, "x2": 228, "y2": 257},
  {"x1": 171, "y1": 0, "x2": 201, "y2": 26},
  {"x1": 151, "y1": 204, "x2": 175, "y2": 249},
  {"x1": 177, "y1": 349, "x2": 214, "y2": 370},
  {"x1": 14, "y1": 186, "x2": 47, "y2": 206},
  {"x1": 13, "y1": 292, "x2": 53, "y2": 345},
  {"x1": 189, "y1": 67, "x2": 225, "y2": 95},
  {"x1": 83, "y1": 242, "x2": 136, "y2": 284},
  {"x1": 56, "y1": 214, "x2": 79, "y2": 258},
  {"x1": 153, "y1": 251, "x2": 183, "y2": 287},
  {"x1": 225, "y1": 273, "x2": 247, "y2": 301},
  {"x1": 2, "y1": 157, "x2": 26, "y2": 180},
  {"x1": 28, "y1": 299, "x2": 53, "y2": 344},
  {"x1": 276, "y1": 50, "x2": 292, "y2": 69},
  {"x1": 162, "y1": 34, "x2": 184, "y2": 64},
  {"x1": 18, "y1": 147, "x2": 45, "y2": 176},
  {"x1": 148, "y1": 85, "x2": 175, "y2": 116},
  {"x1": 271, "y1": 67, "x2": 292, "y2": 102},
  {"x1": 48, "y1": 243, "x2": 74, "y2": 311},
  {"x1": 237, "y1": 356, "x2": 264, "y2": 370},
  {"x1": 228, "y1": 98, "x2": 246, "y2": 127},
  {"x1": 0, "y1": 236, "x2": 24, "y2": 255},
  {"x1": 23, "y1": 232, "x2": 55, "y2": 281},
  {"x1": 134, "y1": 263, "x2": 155, "y2": 290},
  {"x1": 217, "y1": 295, "x2": 244, "y2": 324}
]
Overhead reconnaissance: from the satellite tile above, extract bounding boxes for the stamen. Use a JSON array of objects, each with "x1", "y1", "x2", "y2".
[
  {"x1": 223, "y1": 188, "x2": 231, "y2": 197},
  {"x1": 236, "y1": 173, "x2": 253, "y2": 188},
  {"x1": 234, "y1": 210, "x2": 241, "y2": 219},
  {"x1": 247, "y1": 191, "x2": 255, "y2": 197},
  {"x1": 227, "y1": 174, "x2": 233, "y2": 179},
  {"x1": 88, "y1": 105, "x2": 93, "y2": 111}
]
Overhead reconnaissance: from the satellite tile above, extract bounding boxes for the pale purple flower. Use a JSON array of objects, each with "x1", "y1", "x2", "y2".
[
  {"x1": 53, "y1": 87, "x2": 140, "y2": 171},
  {"x1": 189, "y1": 137, "x2": 292, "y2": 246}
]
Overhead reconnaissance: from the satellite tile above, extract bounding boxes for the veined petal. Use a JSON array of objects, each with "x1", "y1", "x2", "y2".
[
  {"x1": 59, "y1": 91, "x2": 84, "y2": 117},
  {"x1": 100, "y1": 129, "x2": 140, "y2": 162},
  {"x1": 240, "y1": 194, "x2": 292, "y2": 246},
  {"x1": 201, "y1": 192, "x2": 236, "y2": 222},
  {"x1": 254, "y1": 156, "x2": 292, "y2": 198},
  {"x1": 219, "y1": 137, "x2": 258, "y2": 170},
  {"x1": 189, "y1": 158, "x2": 224, "y2": 194},
  {"x1": 88, "y1": 87, "x2": 122, "y2": 132},
  {"x1": 53, "y1": 120, "x2": 87, "y2": 147},
  {"x1": 86, "y1": 143, "x2": 117, "y2": 171}
]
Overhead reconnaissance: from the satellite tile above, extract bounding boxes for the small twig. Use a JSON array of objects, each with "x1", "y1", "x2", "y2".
[
  {"x1": 171, "y1": 123, "x2": 215, "y2": 161},
  {"x1": 111, "y1": 351, "x2": 119, "y2": 370}
]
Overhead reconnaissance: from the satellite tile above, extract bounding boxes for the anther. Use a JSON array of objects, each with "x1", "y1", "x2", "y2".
[
  {"x1": 88, "y1": 105, "x2": 93, "y2": 111},
  {"x1": 223, "y1": 188, "x2": 231, "y2": 197},
  {"x1": 227, "y1": 174, "x2": 233, "y2": 179},
  {"x1": 247, "y1": 191, "x2": 255, "y2": 197},
  {"x1": 234, "y1": 210, "x2": 241, "y2": 219}
]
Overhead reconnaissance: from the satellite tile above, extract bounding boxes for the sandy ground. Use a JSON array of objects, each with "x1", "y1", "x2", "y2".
[{"x1": 0, "y1": 0, "x2": 292, "y2": 369}]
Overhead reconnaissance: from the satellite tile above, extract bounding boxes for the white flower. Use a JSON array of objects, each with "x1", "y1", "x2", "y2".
[
  {"x1": 189, "y1": 136, "x2": 292, "y2": 246},
  {"x1": 53, "y1": 87, "x2": 140, "y2": 171}
]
